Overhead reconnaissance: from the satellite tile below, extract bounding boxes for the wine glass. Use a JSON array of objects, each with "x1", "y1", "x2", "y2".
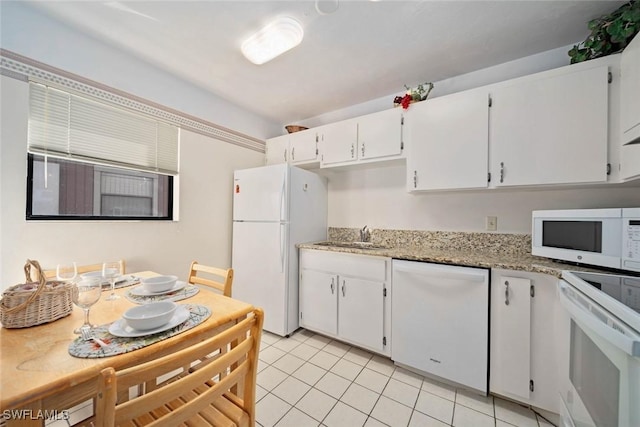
[
  {"x1": 72, "y1": 276, "x2": 102, "y2": 333},
  {"x1": 56, "y1": 262, "x2": 77, "y2": 283},
  {"x1": 102, "y1": 261, "x2": 121, "y2": 301}
]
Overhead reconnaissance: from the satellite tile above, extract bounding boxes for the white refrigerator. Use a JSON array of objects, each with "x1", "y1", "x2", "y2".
[{"x1": 232, "y1": 164, "x2": 328, "y2": 336}]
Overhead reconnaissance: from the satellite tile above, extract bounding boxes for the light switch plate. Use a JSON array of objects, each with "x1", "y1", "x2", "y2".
[{"x1": 486, "y1": 216, "x2": 498, "y2": 231}]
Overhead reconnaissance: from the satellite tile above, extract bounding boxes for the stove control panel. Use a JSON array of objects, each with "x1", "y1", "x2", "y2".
[{"x1": 622, "y1": 208, "x2": 640, "y2": 272}]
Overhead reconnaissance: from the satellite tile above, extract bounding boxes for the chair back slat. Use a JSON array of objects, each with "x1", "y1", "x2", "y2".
[
  {"x1": 96, "y1": 308, "x2": 263, "y2": 427},
  {"x1": 43, "y1": 260, "x2": 126, "y2": 279},
  {"x1": 188, "y1": 261, "x2": 233, "y2": 297}
]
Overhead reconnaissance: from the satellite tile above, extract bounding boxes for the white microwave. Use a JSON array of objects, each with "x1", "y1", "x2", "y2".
[{"x1": 532, "y1": 208, "x2": 640, "y2": 273}]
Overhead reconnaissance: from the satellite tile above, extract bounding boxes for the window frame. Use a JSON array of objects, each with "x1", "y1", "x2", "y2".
[{"x1": 26, "y1": 154, "x2": 174, "y2": 221}]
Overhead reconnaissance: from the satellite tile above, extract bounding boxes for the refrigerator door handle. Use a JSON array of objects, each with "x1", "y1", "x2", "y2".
[
  {"x1": 279, "y1": 173, "x2": 286, "y2": 222},
  {"x1": 280, "y1": 223, "x2": 286, "y2": 273}
]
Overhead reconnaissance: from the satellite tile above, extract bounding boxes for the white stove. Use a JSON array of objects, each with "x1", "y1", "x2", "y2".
[{"x1": 557, "y1": 270, "x2": 640, "y2": 427}]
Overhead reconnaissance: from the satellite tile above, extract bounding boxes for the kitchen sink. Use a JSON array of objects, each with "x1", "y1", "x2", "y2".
[{"x1": 314, "y1": 241, "x2": 389, "y2": 250}]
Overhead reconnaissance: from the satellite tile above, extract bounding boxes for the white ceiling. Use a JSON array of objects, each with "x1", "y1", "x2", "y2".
[{"x1": 28, "y1": 0, "x2": 624, "y2": 125}]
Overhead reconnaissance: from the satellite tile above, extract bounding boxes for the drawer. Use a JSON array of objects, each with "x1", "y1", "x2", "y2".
[{"x1": 300, "y1": 249, "x2": 389, "y2": 282}]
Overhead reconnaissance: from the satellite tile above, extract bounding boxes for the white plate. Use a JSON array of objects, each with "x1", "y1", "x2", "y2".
[
  {"x1": 109, "y1": 305, "x2": 190, "y2": 337},
  {"x1": 129, "y1": 281, "x2": 187, "y2": 296}
]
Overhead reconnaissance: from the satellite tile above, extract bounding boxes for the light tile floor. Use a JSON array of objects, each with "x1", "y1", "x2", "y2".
[
  {"x1": 255, "y1": 329, "x2": 559, "y2": 427},
  {"x1": 47, "y1": 328, "x2": 559, "y2": 427}
]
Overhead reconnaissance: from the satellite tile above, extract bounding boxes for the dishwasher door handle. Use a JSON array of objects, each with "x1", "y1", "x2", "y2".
[{"x1": 394, "y1": 265, "x2": 487, "y2": 283}]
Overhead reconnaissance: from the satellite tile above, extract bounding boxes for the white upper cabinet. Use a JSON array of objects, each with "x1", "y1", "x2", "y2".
[
  {"x1": 621, "y1": 33, "x2": 640, "y2": 144},
  {"x1": 319, "y1": 118, "x2": 358, "y2": 166},
  {"x1": 265, "y1": 134, "x2": 289, "y2": 165},
  {"x1": 357, "y1": 108, "x2": 404, "y2": 161},
  {"x1": 289, "y1": 129, "x2": 319, "y2": 165},
  {"x1": 489, "y1": 65, "x2": 609, "y2": 187},
  {"x1": 407, "y1": 87, "x2": 489, "y2": 191},
  {"x1": 620, "y1": 33, "x2": 640, "y2": 181},
  {"x1": 265, "y1": 129, "x2": 319, "y2": 167},
  {"x1": 319, "y1": 109, "x2": 404, "y2": 168}
]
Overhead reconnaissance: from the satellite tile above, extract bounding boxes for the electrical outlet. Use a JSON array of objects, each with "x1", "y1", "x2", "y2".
[{"x1": 486, "y1": 216, "x2": 498, "y2": 231}]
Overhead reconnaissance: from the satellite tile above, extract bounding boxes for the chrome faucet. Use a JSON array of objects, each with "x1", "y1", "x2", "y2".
[{"x1": 360, "y1": 225, "x2": 370, "y2": 242}]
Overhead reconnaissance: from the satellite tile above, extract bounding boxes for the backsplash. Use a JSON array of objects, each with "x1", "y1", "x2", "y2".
[{"x1": 328, "y1": 227, "x2": 532, "y2": 256}]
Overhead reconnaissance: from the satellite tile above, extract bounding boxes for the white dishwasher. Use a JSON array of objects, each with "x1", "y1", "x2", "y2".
[{"x1": 391, "y1": 260, "x2": 490, "y2": 395}]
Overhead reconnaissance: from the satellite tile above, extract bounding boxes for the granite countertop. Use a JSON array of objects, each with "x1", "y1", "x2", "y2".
[
  {"x1": 298, "y1": 228, "x2": 612, "y2": 278},
  {"x1": 297, "y1": 241, "x2": 578, "y2": 277}
]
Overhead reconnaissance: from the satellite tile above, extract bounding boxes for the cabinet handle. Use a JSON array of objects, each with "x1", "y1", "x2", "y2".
[
  {"x1": 342, "y1": 280, "x2": 346, "y2": 297},
  {"x1": 361, "y1": 142, "x2": 365, "y2": 157},
  {"x1": 413, "y1": 170, "x2": 418, "y2": 188},
  {"x1": 500, "y1": 162, "x2": 505, "y2": 183},
  {"x1": 330, "y1": 278, "x2": 335, "y2": 294},
  {"x1": 291, "y1": 147, "x2": 295, "y2": 160},
  {"x1": 351, "y1": 143, "x2": 355, "y2": 158},
  {"x1": 504, "y1": 280, "x2": 510, "y2": 305}
]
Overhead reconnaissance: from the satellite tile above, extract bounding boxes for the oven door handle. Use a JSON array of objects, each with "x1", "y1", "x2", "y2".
[{"x1": 558, "y1": 281, "x2": 640, "y2": 357}]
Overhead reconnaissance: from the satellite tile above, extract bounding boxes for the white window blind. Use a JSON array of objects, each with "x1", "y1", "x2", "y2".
[{"x1": 28, "y1": 82, "x2": 179, "y2": 175}]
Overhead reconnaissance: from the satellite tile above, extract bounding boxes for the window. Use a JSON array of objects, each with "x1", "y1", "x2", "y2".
[
  {"x1": 27, "y1": 154, "x2": 173, "y2": 220},
  {"x1": 26, "y1": 82, "x2": 178, "y2": 220}
]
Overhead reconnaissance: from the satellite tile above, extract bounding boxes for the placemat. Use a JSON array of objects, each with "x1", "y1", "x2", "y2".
[
  {"x1": 68, "y1": 304, "x2": 211, "y2": 358},
  {"x1": 124, "y1": 284, "x2": 200, "y2": 304}
]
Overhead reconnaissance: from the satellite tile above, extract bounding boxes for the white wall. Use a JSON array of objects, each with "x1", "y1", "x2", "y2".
[
  {"x1": 0, "y1": 1, "x2": 280, "y2": 140},
  {"x1": 0, "y1": 76, "x2": 264, "y2": 288},
  {"x1": 324, "y1": 166, "x2": 640, "y2": 233},
  {"x1": 298, "y1": 44, "x2": 574, "y2": 129}
]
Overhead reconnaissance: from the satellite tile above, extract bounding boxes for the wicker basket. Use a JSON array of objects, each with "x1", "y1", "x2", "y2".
[
  {"x1": 285, "y1": 125, "x2": 309, "y2": 134},
  {"x1": 0, "y1": 260, "x2": 74, "y2": 328}
]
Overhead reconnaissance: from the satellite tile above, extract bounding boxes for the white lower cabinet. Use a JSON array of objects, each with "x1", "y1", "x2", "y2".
[
  {"x1": 338, "y1": 276, "x2": 385, "y2": 351},
  {"x1": 491, "y1": 275, "x2": 532, "y2": 399},
  {"x1": 299, "y1": 269, "x2": 338, "y2": 336},
  {"x1": 490, "y1": 269, "x2": 560, "y2": 413},
  {"x1": 299, "y1": 249, "x2": 391, "y2": 356}
]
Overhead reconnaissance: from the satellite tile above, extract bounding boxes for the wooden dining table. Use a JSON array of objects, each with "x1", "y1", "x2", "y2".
[{"x1": 0, "y1": 271, "x2": 254, "y2": 426}]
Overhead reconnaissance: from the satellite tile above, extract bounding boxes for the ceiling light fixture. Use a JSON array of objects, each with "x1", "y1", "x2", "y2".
[{"x1": 241, "y1": 16, "x2": 304, "y2": 65}]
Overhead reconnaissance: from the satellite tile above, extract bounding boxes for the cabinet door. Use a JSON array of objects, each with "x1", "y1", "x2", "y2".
[
  {"x1": 620, "y1": 33, "x2": 640, "y2": 181},
  {"x1": 290, "y1": 130, "x2": 318, "y2": 165},
  {"x1": 265, "y1": 135, "x2": 289, "y2": 165},
  {"x1": 490, "y1": 276, "x2": 532, "y2": 400},
  {"x1": 358, "y1": 108, "x2": 403, "y2": 160},
  {"x1": 319, "y1": 119, "x2": 358, "y2": 166},
  {"x1": 408, "y1": 88, "x2": 489, "y2": 191},
  {"x1": 490, "y1": 65, "x2": 609, "y2": 186},
  {"x1": 338, "y1": 277, "x2": 385, "y2": 352},
  {"x1": 299, "y1": 269, "x2": 338, "y2": 336},
  {"x1": 621, "y1": 33, "x2": 640, "y2": 144},
  {"x1": 621, "y1": 143, "x2": 640, "y2": 181}
]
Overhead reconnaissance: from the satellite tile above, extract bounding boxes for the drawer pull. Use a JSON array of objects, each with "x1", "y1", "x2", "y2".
[{"x1": 505, "y1": 280, "x2": 510, "y2": 305}]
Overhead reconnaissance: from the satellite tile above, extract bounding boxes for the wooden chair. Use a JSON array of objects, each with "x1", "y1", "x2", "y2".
[
  {"x1": 95, "y1": 308, "x2": 264, "y2": 427},
  {"x1": 188, "y1": 261, "x2": 233, "y2": 297},
  {"x1": 43, "y1": 260, "x2": 126, "y2": 279}
]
